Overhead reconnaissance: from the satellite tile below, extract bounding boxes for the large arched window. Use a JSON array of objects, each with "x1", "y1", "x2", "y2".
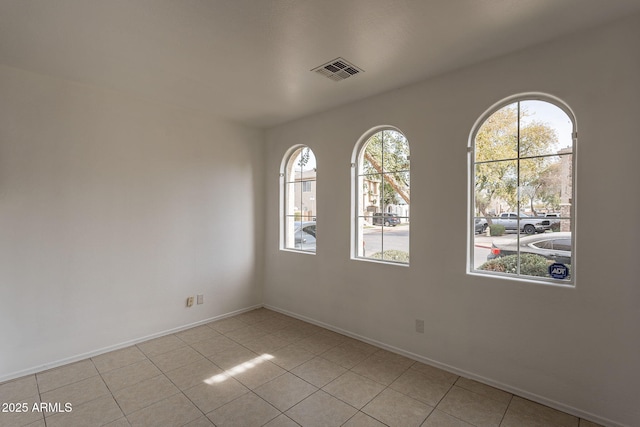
[
  {"x1": 281, "y1": 146, "x2": 317, "y2": 253},
  {"x1": 469, "y1": 94, "x2": 576, "y2": 284},
  {"x1": 353, "y1": 128, "x2": 410, "y2": 264}
]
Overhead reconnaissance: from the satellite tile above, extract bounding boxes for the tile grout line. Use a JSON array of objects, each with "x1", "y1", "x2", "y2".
[
  {"x1": 185, "y1": 318, "x2": 298, "y2": 424},
  {"x1": 128, "y1": 333, "x2": 207, "y2": 426},
  {"x1": 498, "y1": 394, "x2": 515, "y2": 426},
  {"x1": 183, "y1": 327, "x2": 463, "y2": 427},
  {"x1": 144, "y1": 347, "x2": 210, "y2": 426},
  {"x1": 35, "y1": 372, "x2": 47, "y2": 427},
  {"x1": 207, "y1": 321, "x2": 297, "y2": 423},
  {"x1": 8, "y1": 309, "x2": 588, "y2": 427},
  {"x1": 90, "y1": 356, "x2": 129, "y2": 427},
  {"x1": 37, "y1": 360, "x2": 110, "y2": 425}
]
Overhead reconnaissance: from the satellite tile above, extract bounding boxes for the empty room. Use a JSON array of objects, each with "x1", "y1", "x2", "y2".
[{"x1": 1, "y1": 1, "x2": 639, "y2": 426}]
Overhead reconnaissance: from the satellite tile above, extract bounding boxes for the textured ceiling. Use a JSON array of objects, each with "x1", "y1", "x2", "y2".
[{"x1": 1, "y1": 0, "x2": 639, "y2": 128}]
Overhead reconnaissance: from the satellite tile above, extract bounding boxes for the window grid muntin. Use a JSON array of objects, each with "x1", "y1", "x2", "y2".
[
  {"x1": 355, "y1": 129, "x2": 410, "y2": 264},
  {"x1": 283, "y1": 146, "x2": 316, "y2": 253},
  {"x1": 470, "y1": 97, "x2": 575, "y2": 284}
]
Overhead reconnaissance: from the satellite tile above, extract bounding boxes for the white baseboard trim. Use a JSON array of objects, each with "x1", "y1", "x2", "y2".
[
  {"x1": 0, "y1": 304, "x2": 263, "y2": 384},
  {"x1": 264, "y1": 304, "x2": 624, "y2": 427}
]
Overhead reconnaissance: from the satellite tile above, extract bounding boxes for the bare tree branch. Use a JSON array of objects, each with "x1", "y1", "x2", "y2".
[{"x1": 364, "y1": 152, "x2": 410, "y2": 205}]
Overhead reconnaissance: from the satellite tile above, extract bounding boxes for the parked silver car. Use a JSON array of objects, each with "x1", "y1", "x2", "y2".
[
  {"x1": 487, "y1": 232, "x2": 572, "y2": 264},
  {"x1": 294, "y1": 221, "x2": 316, "y2": 250}
]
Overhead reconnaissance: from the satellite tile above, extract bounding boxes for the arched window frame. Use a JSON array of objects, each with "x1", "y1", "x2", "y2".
[
  {"x1": 468, "y1": 93, "x2": 577, "y2": 285},
  {"x1": 351, "y1": 126, "x2": 410, "y2": 265},
  {"x1": 280, "y1": 145, "x2": 317, "y2": 253}
]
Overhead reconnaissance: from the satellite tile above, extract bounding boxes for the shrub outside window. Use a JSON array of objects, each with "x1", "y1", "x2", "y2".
[
  {"x1": 282, "y1": 146, "x2": 317, "y2": 253},
  {"x1": 469, "y1": 95, "x2": 576, "y2": 284},
  {"x1": 354, "y1": 129, "x2": 410, "y2": 264}
]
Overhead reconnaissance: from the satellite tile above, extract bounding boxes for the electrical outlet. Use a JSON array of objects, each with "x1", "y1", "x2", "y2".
[
  {"x1": 186, "y1": 296, "x2": 194, "y2": 307},
  {"x1": 197, "y1": 294, "x2": 203, "y2": 304},
  {"x1": 415, "y1": 319, "x2": 425, "y2": 333}
]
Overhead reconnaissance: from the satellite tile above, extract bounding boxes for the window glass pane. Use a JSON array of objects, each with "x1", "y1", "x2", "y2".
[
  {"x1": 284, "y1": 216, "x2": 296, "y2": 249},
  {"x1": 381, "y1": 181, "x2": 398, "y2": 213},
  {"x1": 474, "y1": 160, "x2": 517, "y2": 218},
  {"x1": 519, "y1": 155, "x2": 572, "y2": 227},
  {"x1": 295, "y1": 221, "x2": 316, "y2": 251},
  {"x1": 355, "y1": 216, "x2": 365, "y2": 257},
  {"x1": 472, "y1": 226, "x2": 491, "y2": 270},
  {"x1": 381, "y1": 222, "x2": 409, "y2": 263},
  {"x1": 283, "y1": 146, "x2": 316, "y2": 253},
  {"x1": 556, "y1": 153, "x2": 573, "y2": 225},
  {"x1": 357, "y1": 130, "x2": 409, "y2": 265},
  {"x1": 519, "y1": 156, "x2": 552, "y2": 216},
  {"x1": 471, "y1": 98, "x2": 574, "y2": 283},
  {"x1": 298, "y1": 181, "x2": 316, "y2": 221},
  {"x1": 287, "y1": 150, "x2": 303, "y2": 182},
  {"x1": 475, "y1": 103, "x2": 518, "y2": 162},
  {"x1": 359, "y1": 216, "x2": 382, "y2": 260},
  {"x1": 300, "y1": 147, "x2": 316, "y2": 175},
  {"x1": 289, "y1": 181, "x2": 303, "y2": 216},
  {"x1": 303, "y1": 224, "x2": 316, "y2": 238},
  {"x1": 382, "y1": 173, "x2": 409, "y2": 207},
  {"x1": 382, "y1": 130, "x2": 410, "y2": 173},
  {"x1": 360, "y1": 173, "x2": 383, "y2": 217},
  {"x1": 518, "y1": 229, "x2": 572, "y2": 281},
  {"x1": 519, "y1": 100, "x2": 573, "y2": 158},
  {"x1": 396, "y1": 170, "x2": 410, "y2": 192},
  {"x1": 473, "y1": 159, "x2": 517, "y2": 271},
  {"x1": 363, "y1": 137, "x2": 383, "y2": 175}
]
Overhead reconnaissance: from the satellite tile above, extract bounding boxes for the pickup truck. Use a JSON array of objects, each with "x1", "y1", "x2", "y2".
[
  {"x1": 538, "y1": 212, "x2": 561, "y2": 227},
  {"x1": 491, "y1": 212, "x2": 550, "y2": 235}
]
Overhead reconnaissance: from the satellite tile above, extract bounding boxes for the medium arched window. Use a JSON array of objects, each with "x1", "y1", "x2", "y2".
[
  {"x1": 469, "y1": 94, "x2": 576, "y2": 284},
  {"x1": 353, "y1": 128, "x2": 410, "y2": 264},
  {"x1": 281, "y1": 146, "x2": 317, "y2": 253}
]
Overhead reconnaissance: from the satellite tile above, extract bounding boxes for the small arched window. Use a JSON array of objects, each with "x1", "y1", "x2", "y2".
[
  {"x1": 469, "y1": 95, "x2": 576, "y2": 284},
  {"x1": 353, "y1": 128, "x2": 410, "y2": 264},
  {"x1": 281, "y1": 146, "x2": 317, "y2": 253}
]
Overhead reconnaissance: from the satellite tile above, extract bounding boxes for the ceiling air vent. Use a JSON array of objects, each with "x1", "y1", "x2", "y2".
[{"x1": 312, "y1": 57, "x2": 363, "y2": 82}]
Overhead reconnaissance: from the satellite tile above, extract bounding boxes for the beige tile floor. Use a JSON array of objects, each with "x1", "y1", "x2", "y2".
[{"x1": 0, "y1": 308, "x2": 604, "y2": 427}]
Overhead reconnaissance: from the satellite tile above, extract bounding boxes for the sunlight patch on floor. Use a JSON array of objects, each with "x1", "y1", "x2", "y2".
[{"x1": 204, "y1": 354, "x2": 274, "y2": 384}]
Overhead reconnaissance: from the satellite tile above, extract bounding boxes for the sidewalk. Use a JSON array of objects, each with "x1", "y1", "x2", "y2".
[
  {"x1": 474, "y1": 233, "x2": 516, "y2": 249},
  {"x1": 474, "y1": 236, "x2": 493, "y2": 249}
]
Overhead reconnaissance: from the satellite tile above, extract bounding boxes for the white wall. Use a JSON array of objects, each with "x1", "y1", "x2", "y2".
[
  {"x1": 264, "y1": 14, "x2": 640, "y2": 427},
  {"x1": 0, "y1": 65, "x2": 264, "y2": 380}
]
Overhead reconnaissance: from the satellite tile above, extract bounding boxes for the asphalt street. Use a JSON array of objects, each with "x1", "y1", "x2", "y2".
[
  {"x1": 360, "y1": 226, "x2": 528, "y2": 268},
  {"x1": 361, "y1": 225, "x2": 409, "y2": 256}
]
